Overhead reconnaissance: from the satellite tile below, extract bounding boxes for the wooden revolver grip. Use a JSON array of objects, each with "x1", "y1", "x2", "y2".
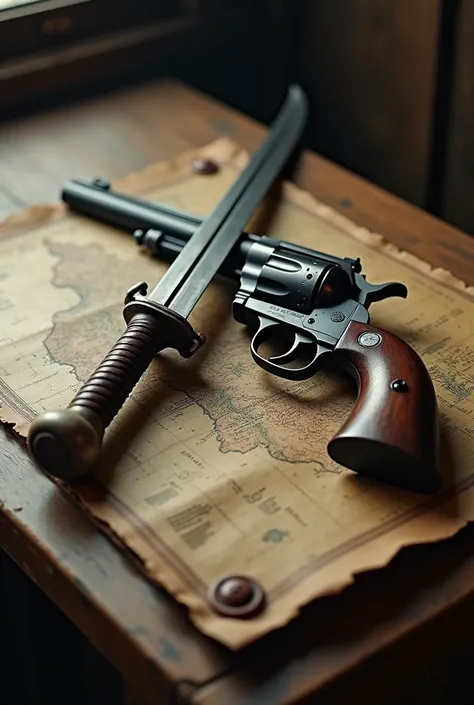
[{"x1": 327, "y1": 320, "x2": 441, "y2": 493}]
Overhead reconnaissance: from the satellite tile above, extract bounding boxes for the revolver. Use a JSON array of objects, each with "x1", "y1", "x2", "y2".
[{"x1": 60, "y1": 178, "x2": 441, "y2": 493}]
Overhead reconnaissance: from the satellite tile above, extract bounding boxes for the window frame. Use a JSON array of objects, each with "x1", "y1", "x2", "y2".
[
  {"x1": 0, "y1": 0, "x2": 261, "y2": 114},
  {"x1": 0, "y1": 0, "x2": 198, "y2": 61}
]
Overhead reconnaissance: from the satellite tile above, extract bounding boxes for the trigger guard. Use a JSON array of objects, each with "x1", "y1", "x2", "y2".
[{"x1": 250, "y1": 319, "x2": 327, "y2": 381}]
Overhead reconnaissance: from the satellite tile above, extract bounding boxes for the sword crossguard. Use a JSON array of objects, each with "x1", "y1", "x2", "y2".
[
  {"x1": 28, "y1": 86, "x2": 307, "y2": 481},
  {"x1": 27, "y1": 286, "x2": 204, "y2": 481}
]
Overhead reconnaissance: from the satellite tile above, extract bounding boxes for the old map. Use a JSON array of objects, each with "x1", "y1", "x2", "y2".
[{"x1": 1, "y1": 139, "x2": 474, "y2": 648}]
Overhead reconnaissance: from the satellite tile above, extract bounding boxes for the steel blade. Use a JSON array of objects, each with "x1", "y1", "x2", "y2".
[{"x1": 148, "y1": 85, "x2": 308, "y2": 312}]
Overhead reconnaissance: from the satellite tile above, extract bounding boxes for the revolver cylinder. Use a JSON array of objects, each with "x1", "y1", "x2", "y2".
[{"x1": 237, "y1": 241, "x2": 354, "y2": 315}]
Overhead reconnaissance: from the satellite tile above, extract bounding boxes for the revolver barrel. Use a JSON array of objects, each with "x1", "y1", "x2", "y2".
[{"x1": 62, "y1": 177, "x2": 257, "y2": 281}]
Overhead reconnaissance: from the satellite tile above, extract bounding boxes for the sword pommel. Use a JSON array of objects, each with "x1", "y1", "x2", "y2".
[{"x1": 28, "y1": 408, "x2": 102, "y2": 481}]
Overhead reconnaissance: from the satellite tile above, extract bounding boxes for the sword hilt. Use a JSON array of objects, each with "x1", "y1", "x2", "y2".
[{"x1": 27, "y1": 283, "x2": 204, "y2": 481}]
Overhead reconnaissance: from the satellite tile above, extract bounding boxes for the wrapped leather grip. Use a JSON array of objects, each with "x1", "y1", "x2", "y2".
[
  {"x1": 327, "y1": 320, "x2": 441, "y2": 493},
  {"x1": 27, "y1": 312, "x2": 165, "y2": 481}
]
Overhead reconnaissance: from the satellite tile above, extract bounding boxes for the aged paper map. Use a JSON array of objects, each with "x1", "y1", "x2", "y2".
[{"x1": 1, "y1": 139, "x2": 474, "y2": 649}]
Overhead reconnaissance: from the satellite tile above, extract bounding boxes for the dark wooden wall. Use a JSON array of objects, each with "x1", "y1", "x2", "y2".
[
  {"x1": 179, "y1": 0, "x2": 474, "y2": 237},
  {"x1": 296, "y1": 0, "x2": 440, "y2": 208},
  {"x1": 443, "y1": 0, "x2": 474, "y2": 233},
  {"x1": 180, "y1": 0, "x2": 474, "y2": 235},
  {"x1": 288, "y1": 0, "x2": 474, "y2": 236}
]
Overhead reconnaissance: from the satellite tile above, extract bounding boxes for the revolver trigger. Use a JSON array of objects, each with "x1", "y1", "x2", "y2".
[
  {"x1": 250, "y1": 319, "x2": 327, "y2": 380},
  {"x1": 256, "y1": 315, "x2": 281, "y2": 333},
  {"x1": 355, "y1": 274, "x2": 408, "y2": 307},
  {"x1": 269, "y1": 331, "x2": 315, "y2": 365}
]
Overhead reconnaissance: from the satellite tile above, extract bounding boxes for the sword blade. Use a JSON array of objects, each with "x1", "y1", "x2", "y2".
[{"x1": 148, "y1": 85, "x2": 308, "y2": 315}]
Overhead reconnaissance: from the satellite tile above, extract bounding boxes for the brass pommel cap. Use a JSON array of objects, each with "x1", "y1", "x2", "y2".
[{"x1": 27, "y1": 408, "x2": 102, "y2": 481}]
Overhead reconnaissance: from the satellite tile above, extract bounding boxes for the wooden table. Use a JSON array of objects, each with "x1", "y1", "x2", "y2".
[{"x1": 0, "y1": 79, "x2": 473, "y2": 705}]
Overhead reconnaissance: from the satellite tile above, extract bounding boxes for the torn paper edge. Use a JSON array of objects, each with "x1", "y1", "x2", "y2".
[{"x1": 1, "y1": 138, "x2": 473, "y2": 649}]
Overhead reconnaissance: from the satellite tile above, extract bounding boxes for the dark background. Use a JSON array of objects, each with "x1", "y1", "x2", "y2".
[
  {"x1": 1, "y1": 1, "x2": 474, "y2": 703},
  {"x1": 174, "y1": 0, "x2": 467, "y2": 232}
]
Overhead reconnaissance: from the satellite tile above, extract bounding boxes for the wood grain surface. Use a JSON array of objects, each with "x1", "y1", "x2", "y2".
[{"x1": 0, "y1": 79, "x2": 473, "y2": 704}]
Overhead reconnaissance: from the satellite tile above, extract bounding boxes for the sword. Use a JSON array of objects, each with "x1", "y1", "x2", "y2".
[{"x1": 27, "y1": 85, "x2": 308, "y2": 480}]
